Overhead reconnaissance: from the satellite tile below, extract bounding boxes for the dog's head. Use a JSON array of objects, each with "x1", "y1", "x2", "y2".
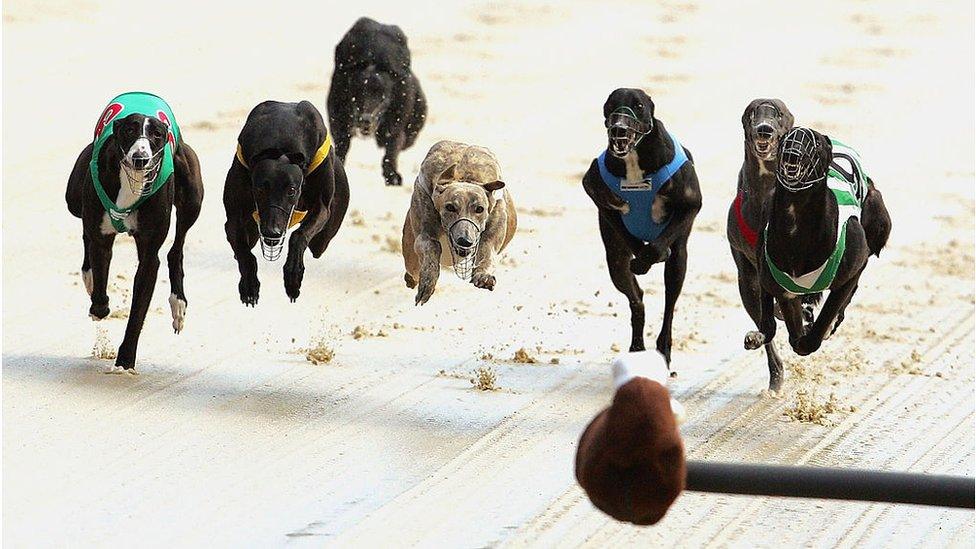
[
  {"x1": 430, "y1": 163, "x2": 504, "y2": 259},
  {"x1": 350, "y1": 64, "x2": 393, "y2": 135},
  {"x1": 603, "y1": 88, "x2": 655, "y2": 157},
  {"x1": 776, "y1": 126, "x2": 832, "y2": 192},
  {"x1": 249, "y1": 154, "x2": 306, "y2": 260},
  {"x1": 113, "y1": 113, "x2": 170, "y2": 195},
  {"x1": 742, "y1": 99, "x2": 794, "y2": 162}
]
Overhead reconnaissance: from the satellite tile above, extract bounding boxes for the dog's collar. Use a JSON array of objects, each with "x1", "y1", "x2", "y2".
[
  {"x1": 236, "y1": 130, "x2": 332, "y2": 175},
  {"x1": 89, "y1": 92, "x2": 180, "y2": 233},
  {"x1": 764, "y1": 139, "x2": 867, "y2": 294}
]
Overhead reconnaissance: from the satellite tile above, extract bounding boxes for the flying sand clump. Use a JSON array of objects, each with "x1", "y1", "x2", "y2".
[{"x1": 305, "y1": 339, "x2": 335, "y2": 365}]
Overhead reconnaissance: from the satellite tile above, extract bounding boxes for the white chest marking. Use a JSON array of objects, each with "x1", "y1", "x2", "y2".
[
  {"x1": 623, "y1": 151, "x2": 643, "y2": 186},
  {"x1": 758, "y1": 161, "x2": 772, "y2": 177},
  {"x1": 100, "y1": 168, "x2": 142, "y2": 234}
]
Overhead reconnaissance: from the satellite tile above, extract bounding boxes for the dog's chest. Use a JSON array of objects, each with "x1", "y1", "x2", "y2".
[
  {"x1": 100, "y1": 169, "x2": 140, "y2": 234},
  {"x1": 622, "y1": 152, "x2": 669, "y2": 224}
]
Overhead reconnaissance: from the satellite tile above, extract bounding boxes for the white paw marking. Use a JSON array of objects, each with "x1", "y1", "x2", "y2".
[
  {"x1": 169, "y1": 293, "x2": 186, "y2": 333},
  {"x1": 104, "y1": 365, "x2": 138, "y2": 376},
  {"x1": 82, "y1": 269, "x2": 93, "y2": 296}
]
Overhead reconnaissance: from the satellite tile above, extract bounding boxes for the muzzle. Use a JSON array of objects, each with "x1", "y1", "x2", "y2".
[
  {"x1": 256, "y1": 204, "x2": 295, "y2": 261},
  {"x1": 776, "y1": 128, "x2": 825, "y2": 192},
  {"x1": 606, "y1": 107, "x2": 652, "y2": 157},
  {"x1": 445, "y1": 218, "x2": 481, "y2": 281},
  {"x1": 753, "y1": 123, "x2": 776, "y2": 159},
  {"x1": 120, "y1": 141, "x2": 165, "y2": 197}
]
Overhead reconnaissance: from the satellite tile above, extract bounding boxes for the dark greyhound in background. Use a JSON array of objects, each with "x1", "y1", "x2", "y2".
[
  {"x1": 223, "y1": 100, "x2": 349, "y2": 305},
  {"x1": 581, "y1": 88, "x2": 702, "y2": 369},
  {"x1": 745, "y1": 127, "x2": 891, "y2": 358},
  {"x1": 727, "y1": 98, "x2": 799, "y2": 391},
  {"x1": 65, "y1": 92, "x2": 203, "y2": 370},
  {"x1": 327, "y1": 17, "x2": 427, "y2": 186}
]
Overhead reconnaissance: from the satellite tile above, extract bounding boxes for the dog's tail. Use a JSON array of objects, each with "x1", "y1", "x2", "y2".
[{"x1": 861, "y1": 181, "x2": 891, "y2": 257}]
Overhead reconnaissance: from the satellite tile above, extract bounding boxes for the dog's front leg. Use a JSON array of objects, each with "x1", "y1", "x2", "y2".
[
  {"x1": 284, "y1": 209, "x2": 330, "y2": 302},
  {"x1": 791, "y1": 273, "x2": 861, "y2": 356},
  {"x1": 381, "y1": 133, "x2": 406, "y2": 186},
  {"x1": 470, "y1": 209, "x2": 506, "y2": 291},
  {"x1": 225, "y1": 216, "x2": 260, "y2": 306},
  {"x1": 116, "y1": 231, "x2": 166, "y2": 369},
  {"x1": 413, "y1": 233, "x2": 441, "y2": 305},
  {"x1": 744, "y1": 285, "x2": 777, "y2": 350},
  {"x1": 632, "y1": 195, "x2": 700, "y2": 275},
  {"x1": 86, "y1": 231, "x2": 115, "y2": 320}
]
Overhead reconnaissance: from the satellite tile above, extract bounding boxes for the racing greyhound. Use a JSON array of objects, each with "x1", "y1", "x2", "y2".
[
  {"x1": 65, "y1": 91, "x2": 204, "y2": 370},
  {"x1": 727, "y1": 98, "x2": 797, "y2": 390},
  {"x1": 745, "y1": 127, "x2": 891, "y2": 357},
  {"x1": 581, "y1": 88, "x2": 702, "y2": 368},
  {"x1": 223, "y1": 100, "x2": 349, "y2": 305}
]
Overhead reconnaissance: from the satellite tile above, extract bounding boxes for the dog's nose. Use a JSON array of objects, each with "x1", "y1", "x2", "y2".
[{"x1": 456, "y1": 236, "x2": 474, "y2": 248}]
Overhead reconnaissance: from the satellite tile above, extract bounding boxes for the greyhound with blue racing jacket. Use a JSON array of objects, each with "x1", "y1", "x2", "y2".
[
  {"x1": 744, "y1": 127, "x2": 891, "y2": 356},
  {"x1": 581, "y1": 88, "x2": 702, "y2": 368}
]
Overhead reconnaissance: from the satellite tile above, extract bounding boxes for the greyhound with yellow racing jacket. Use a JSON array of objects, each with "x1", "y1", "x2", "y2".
[{"x1": 401, "y1": 140, "x2": 517, "y2": 305}]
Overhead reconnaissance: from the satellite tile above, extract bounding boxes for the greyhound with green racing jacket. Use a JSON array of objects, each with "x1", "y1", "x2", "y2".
[
  {"x1": 65, "y1": 91, "x2": 204, "y2": 371},
  {"x1": 744, "y1": 127, "x2": 890, "y2": 357}
]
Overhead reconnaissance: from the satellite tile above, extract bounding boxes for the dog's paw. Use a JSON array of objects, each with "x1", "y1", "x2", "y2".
[
  {"x1": 404, "y1": 272, "x2": 417, "y2": 289},
  {"x1": 104, "y1": 364, "x2": 138, "y2": 376},
  {"x1": 790, "y1": 335, "x2": 821, "y2": 356},
  {"x1": 471, "y1": 272, "x2": 496, "y2": 291},
  {"x1": 744, "y1": 330, "x2": 766, "y2": 350},
  {"x1": 284, "y1": 262, "x2": 304, "y2": 303},
  {"x1": 385, "y1": 172, "x2": 403, "y2": 186},
  {"x1": 415, "y1": 278, "x2": 436, "y2": 306},
  {"x1": 630, "y1": 244, "x2": 670, "y2": 275},
  {"x1": 89, "y1": 302, "x2": 110, "y2": 321},
  {"x1": 169, "y1": 293, "x2": 187, "y2": 334},
  {"x1": 239, "y1": 276, "x2": 260, "y2": 307}
]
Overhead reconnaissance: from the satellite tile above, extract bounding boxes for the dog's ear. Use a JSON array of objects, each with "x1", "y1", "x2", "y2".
[
  {"x1": 776, "y1": 100, "x2": 795, "y2": 129},
  {"x1": 436, "y1": 163, "x2": 457, "y2": 185},
  {"x1": 482, "y1": 180, "x2": 505, "y2": 193},
  {"x1": 637, "y1": 89, "x2": 655, "y2": 121}
]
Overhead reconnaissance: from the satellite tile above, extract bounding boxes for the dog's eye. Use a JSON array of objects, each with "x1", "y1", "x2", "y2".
[
  {"x1": 474, "y1": 205, "x2": 485, "y2": 214},
  {"x1": 286, "y1": 186, "x2": 298, "y2": 197},
  {"x1": 445, "y1": 203, "x2": 458, "y2": 213}
]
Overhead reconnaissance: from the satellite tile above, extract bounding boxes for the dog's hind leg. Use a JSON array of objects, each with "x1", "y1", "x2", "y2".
[
  {"x1": 167, "y1": 147, "x2": 204, "y2": 333},
  {"x1": 791, "y1": 273, "x2": 860, "y2": 356},
  {"x1": 116, "y1": 230, "x2": 166, "y2": 369},
  {"x1": 656, "y1": 236, "x2": 689, "y2": 370},
  {"x1": 732, "y1": 248, "x2": 784, "y2": 390},
  {"x1": 600, "y1": 214, "x2": 645, "y2": 352}
]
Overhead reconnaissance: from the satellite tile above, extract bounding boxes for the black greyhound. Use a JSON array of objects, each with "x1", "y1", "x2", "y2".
[
  {"x1": 745, "y1": 127, "x2": 891, "y2": 357},
  {"x1": 582, "y1": 88, "x2": 702, "y2": 366},
  {"x1": 65, "y1": 92, "x2": 204, "y2": 370},
  {"x1": 223, "y1": 100, "x2": 349, "y2": 305},
  {"x1": 327, "y1": 17, "x2": 427, "y2": 186},
  {"x1": 727, "y1": 98, "x2": 799, "y2": 390}
]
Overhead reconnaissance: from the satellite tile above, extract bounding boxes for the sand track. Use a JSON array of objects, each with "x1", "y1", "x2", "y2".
[{"x1": 3, "y1": 0, "x2": 973, "y2": 547}]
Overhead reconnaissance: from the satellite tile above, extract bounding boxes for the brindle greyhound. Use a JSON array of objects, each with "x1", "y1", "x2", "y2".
[
  {"x1": 65, "y1": 92, "x2": 204, "y2": 370},
  {"x1": 727, "y1": 98, "x2": 799, "y2": 390},
  {"x1": 745, "y1": 127, "x2": 891, "y2": 357},
  {"x1": 581, "y1": 88, "x2": 702, "y2": 368}
]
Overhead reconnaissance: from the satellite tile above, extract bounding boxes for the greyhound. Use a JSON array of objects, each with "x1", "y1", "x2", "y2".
[
  {"x1": 65, "y1": 91, "x2": 204, "y2": 370},
  {"x1": 581, "y1": 88, "x2": 702, "y2": 368},
  {"x1": 401, "y1": 140, "x2": 517, "y2": 305},
  {"x1": 223, "y1": 100, "x2": 349, "y2": 305},
  {"x1": 328, "y1": 17, "x2": 427, "y2": 186},
  {"x1": 745, "y1": 127, "x2": 891, "y2": 357},
  {"x1": 727, "y1": 98, "x2": 801, "y2": 391}
]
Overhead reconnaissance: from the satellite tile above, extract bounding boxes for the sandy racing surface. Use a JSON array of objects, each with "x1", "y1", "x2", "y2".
[{"x1": 3, "y1": 0, "x2": 974, "y2": 546}]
